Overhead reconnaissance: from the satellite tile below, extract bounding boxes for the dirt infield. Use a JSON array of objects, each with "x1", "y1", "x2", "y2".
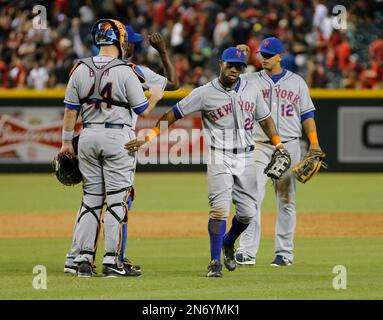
[{"x1": 1, "y1": 211, "x2": 382, "y2": 238}]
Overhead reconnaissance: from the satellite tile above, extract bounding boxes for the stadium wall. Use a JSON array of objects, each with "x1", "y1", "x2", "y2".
[{"x1": 0, "y1": 89, "x2": 382, "y2": 172}]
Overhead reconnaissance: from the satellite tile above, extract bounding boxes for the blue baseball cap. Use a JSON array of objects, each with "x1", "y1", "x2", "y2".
[
  {"x1": 258, "y1": 37, "x2": 284, "y2": 55},
  {"x1": 125, "y1": 25, "x2": 144, "y2": 43},
  {"x1": 221, "y1": 47, "x2": 247, "y2": 66}
]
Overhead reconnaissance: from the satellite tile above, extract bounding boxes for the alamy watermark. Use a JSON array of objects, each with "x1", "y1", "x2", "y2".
[
  {"x1": 133, "y1": 123, "x2": 256, "y2": 171},
  {"x1": 332, "y1": 5, "x2": 347, "y2": 30},
  {"x1": 332, "y1": 265, "x2": 347, "y2": 290},
  {"x1": 32, "y1": 5, "x2": 47, "y2": 30},
  {"x1": 32, "y1": 265, "x2": 47, "y2": 290}
]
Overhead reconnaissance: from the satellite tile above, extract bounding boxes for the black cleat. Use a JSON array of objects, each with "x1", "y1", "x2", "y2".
[
  {"x1": 207, "y1": 260, "x2": 223, "y2": 278},
  {"x1": 235, "y1": 252, "x2": 256, "y2": 266},
  {"x1": 102, "y1": 263, "x2": 141, "y2": 277},
  {"x1": 270, "y1": 255, "x2": 293, "y2": 267},
  {"x1": 123, "y1": 258, "x2": 141, "y2": 272},
  {"x1": 223, "y1": 242, "x2": 237, "y2": 271},
  {"x1": 64, "y1": 265, "x2": 78, "y2": 275},
  {"x1": 77, "y1": 261, "x2": 93, "y2": 278}
]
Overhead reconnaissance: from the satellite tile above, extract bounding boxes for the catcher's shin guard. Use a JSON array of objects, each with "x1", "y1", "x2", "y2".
[
  {"x1": 103, "y1": 187, "x2": 133, "y2": 266},
  {"x1": 72, "y1": 193, "x2": 104, "y2": 265},
  {"x1": 117, "y1": 188, "x2": 135, "y2": 265}
]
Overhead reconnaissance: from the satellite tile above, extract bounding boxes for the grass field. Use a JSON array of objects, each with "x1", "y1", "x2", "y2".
[{"x1": 0, "y1": 172, "x2": 382, "y2": 300}]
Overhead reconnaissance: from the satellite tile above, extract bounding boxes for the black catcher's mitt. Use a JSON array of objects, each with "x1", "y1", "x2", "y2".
[
  {"x1": 264, "y1": 148, "x2": 291, "y2": 179},
  {"x1": 292, "y1": 149, "x2": 328, "y2": 183},
  {"x1": 52, "y1": 153, "x2": 82, "y2": 186}
]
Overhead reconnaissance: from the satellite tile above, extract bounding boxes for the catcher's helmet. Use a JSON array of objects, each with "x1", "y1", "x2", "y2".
[{"x1": 91, "y1": 19, "x2": 128, "y2": 58}]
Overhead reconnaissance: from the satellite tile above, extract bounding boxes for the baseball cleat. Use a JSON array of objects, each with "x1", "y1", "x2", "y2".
[
  {"x1": 222, "y1": 242, "x2": 237, "y2": 271},
  {"x1": 123, "y1": 258, "x2": 141, "y2": 272},
  {"x1": 235, "y1": 253, "x2": 256, "y2": 266},
  {"x1": 102, "y1": 263, "x2": 141, "y2": 278},
  {"x1": 270, "y1": 255, "x2": 293, "y2": 267},
  {"x1": 77, "y1": 261, "x2": 93, "y2": 278},
  {"x1": 64, "y1": 265, "x2": 78, "y2": 275},
  {"x1": 207, "y1": 260, "x2": 223, "y2": 278}
]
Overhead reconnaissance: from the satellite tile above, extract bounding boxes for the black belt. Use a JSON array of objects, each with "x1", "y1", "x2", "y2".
[
  {"x1": 210, "y1": 145, "x2": 255, "y2": 154},
  {"x1": 83, "y1": 123, "x2": 126, "y2": 129},
  {"x1": 260, "y1": 137, "x2": 298, "y2": 144}
]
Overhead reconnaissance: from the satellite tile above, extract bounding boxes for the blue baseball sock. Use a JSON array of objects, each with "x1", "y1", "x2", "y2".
[
  {"x1": 208, "y1": 219, "x2": 226, "y2": 263},
  {"x1": 223, "y1": 216, "x2": 249, "y2": 246},
  {"x1": 118, "y1": 223, "x2": 128, "y2": 266}
]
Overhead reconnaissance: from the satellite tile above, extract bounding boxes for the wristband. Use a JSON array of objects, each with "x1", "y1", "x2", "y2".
[
  {"x1": 145, "y1": 127, "x2": 160, "y2": 142},
  {"x1": 308, "y1": 132, "x2": 319, "y2": 144},
  {"x1": 271, "y1": 135, "x2": 281, "y2": 146},
  {"x1": 62, "y1": 130, "x2": 74, "y2": 141}
]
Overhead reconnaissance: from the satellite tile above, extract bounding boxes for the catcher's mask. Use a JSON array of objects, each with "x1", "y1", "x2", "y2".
[{"x1": 91, "y1": 19, "x2": 128, "y2": 58}]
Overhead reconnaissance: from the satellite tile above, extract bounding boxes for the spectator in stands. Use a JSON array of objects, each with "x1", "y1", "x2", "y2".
[
  {"x1": 27, "y1": 60, "x2": 49, "y2": 90},
  {"x1": 0, "y1": 0, "x2": 381, "y2": 89},
  {"x1": 9, "y1": 54, "x2": 27, "y2": 88}
]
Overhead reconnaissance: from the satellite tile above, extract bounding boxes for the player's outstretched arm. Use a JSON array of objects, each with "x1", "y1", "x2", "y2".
[
  {"x1": 125, "y1": 109, "x2": 178, "y2": 153},
  {"x1": 139, "y1": 85, "x2": 164, "y2": 118},
  {"x1": 259, "y1": 116, "x2": 284, "y2": 149},
  {"x1": 149, "y1": 33, "x2": 180, "y2": 90}
]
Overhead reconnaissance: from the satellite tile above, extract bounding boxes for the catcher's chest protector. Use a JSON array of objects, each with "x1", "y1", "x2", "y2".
[{"x1": 78, "y1": 57, "x2": 131, "y2": 109}]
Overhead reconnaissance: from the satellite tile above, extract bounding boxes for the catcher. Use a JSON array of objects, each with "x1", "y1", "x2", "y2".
[{"x1": 56, "y1": 18, "x2": 163, "y2": 278}]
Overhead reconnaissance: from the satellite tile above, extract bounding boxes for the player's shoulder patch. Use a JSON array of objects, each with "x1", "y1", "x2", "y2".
[{"x1": 126, "y1": 62, "x2": 146, "y2": 83}]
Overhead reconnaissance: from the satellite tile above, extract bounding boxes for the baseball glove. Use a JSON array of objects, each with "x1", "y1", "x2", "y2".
[
  {"x1": 264, "y1": 148, "x2": 291, "y2": 179},
  {"x1": 292, "y1": 149, "x2": 328, "y2": 183},
  {"x1": 52, "y1": 153, "x2": 82, "y2": 186}
]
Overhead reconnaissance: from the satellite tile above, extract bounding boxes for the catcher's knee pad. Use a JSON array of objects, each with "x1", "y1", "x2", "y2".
[
  {"x1": 73, "y1": 193, "x2": 105, "y2": 264},
  {"x1": 103, "y1": 187, "x2": 133, "y2": 266}
]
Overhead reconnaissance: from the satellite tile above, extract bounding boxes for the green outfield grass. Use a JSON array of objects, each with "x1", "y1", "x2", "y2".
[
  {"x1": 0, "y1": 172, "x2": 382, "y2": 300},
  {"x1": 0, "y1": 237, "x2": 382, "y2": 299},
  {"x1": 0, "y1": 172, "x2": 382, "y2": 214}
]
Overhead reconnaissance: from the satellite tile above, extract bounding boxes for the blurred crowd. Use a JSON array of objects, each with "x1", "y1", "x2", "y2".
[{"x1": 0, "y1": 0, "x2": 382, "y2": 90}]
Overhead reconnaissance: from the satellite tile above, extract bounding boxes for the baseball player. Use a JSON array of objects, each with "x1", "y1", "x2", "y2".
[
  {"x1": 235, "y1": 38, "x2": 324, "y2": 266},
  {"x1": 125, "y1": 47, "x2": 289, "y2": 277},
  {"x1": 60, "y1": 18, "x2": 162, "y2": 278},
  {"x1": 63, "y1": 26, "x2": 179, "y2": 275}
]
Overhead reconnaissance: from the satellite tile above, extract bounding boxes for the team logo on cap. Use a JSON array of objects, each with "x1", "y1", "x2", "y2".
[
  {"x1": 264, "y1": 40, "x2": 270, "y2": 47},
  {"x1": 236, "y1": 49, "x2": 241, "y2": 57}
]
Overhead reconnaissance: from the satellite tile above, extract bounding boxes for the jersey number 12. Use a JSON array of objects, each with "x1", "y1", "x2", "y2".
[{"x1": 281, "y1": 104, "x2": 294, "y2": 117}]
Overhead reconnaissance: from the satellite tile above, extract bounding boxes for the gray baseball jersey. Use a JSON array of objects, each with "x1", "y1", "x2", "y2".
[
  {"x1": 238, "y1": 69, "x2": 315, "y2": 262},
  {"x1": 173, "y1": 77, "x2": 271, "y2": 223},
  {"x1": 64, "y1": 56, "x2": 149, "y2": 126},
  {"x1": 140, "y1": 65, "x2": 167, "y2": 91},
  {"x1": 173, "y1": 77, "x2": 271, "y2": 150},
  {"x1": 241, "y1": 70, "x2": 315, "y2": 141}
]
